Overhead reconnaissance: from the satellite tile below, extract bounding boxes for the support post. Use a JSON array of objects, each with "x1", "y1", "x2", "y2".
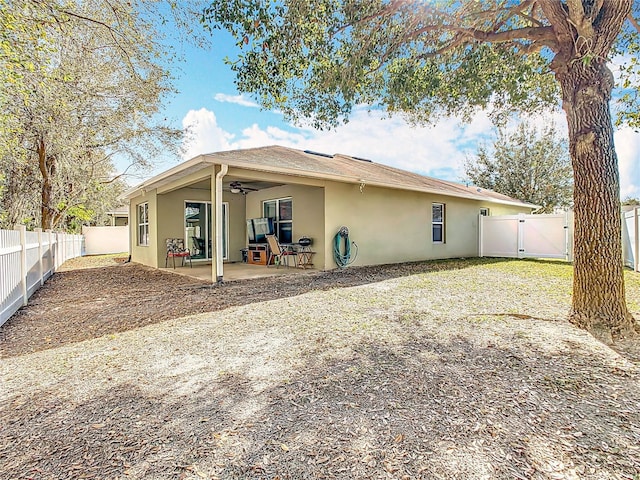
[{"x1": 213, "y1": 164, "x2": 228, "y2": 283}]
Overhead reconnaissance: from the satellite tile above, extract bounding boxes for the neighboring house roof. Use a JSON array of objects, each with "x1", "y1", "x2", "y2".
[
  {"x1": 106, "y1": 205, "x2": 129, "y2": 216},
  {"x1": 125, "y1": 145, "x2": 538, "y2": 209}
]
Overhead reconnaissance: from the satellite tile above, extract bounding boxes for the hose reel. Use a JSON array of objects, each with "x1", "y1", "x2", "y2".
[{"x1": 333, "y1": 226, "x2": 358, "y2": 268}]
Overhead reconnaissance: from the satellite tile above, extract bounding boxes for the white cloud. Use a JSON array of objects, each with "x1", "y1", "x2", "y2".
[
  {"x1": 181, "y1": 108, "x2": 235, "y2": 160},
  {"x1": 180, "y1": 107, "x2": 640, "y2": 198},
  {"x1": 213, "y1": 93, "x2": 259, "y2": 108}
]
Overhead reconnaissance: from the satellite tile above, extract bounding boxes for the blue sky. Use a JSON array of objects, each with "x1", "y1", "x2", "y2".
[{"x1": 133, "y1": 24, "x2": 640, "y2": 200}]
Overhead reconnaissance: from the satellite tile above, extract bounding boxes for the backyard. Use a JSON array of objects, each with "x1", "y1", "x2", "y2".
[{"x1": 1, "y1": 256, "x2": 639, "y2": 479}]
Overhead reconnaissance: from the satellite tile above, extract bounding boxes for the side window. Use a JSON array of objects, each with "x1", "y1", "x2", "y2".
[
  {"x1": 432, "y1": 203, "x2": 445, "y2": 243},
  {"x1": 138, "y1": 203, "x2": 149, "y2": 246}
]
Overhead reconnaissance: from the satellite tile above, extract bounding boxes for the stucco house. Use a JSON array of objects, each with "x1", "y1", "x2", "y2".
[{"x1": 125, "y1": 145, "x2": 536, "y2": 281}]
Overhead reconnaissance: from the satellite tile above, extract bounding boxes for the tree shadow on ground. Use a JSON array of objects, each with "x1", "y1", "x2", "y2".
[
  {"x1": 1, "y1": 333, "x2": 637, "y2": 479},
  {"x1": 0, "y1": 257, "x2": 508, "y2": 358}
]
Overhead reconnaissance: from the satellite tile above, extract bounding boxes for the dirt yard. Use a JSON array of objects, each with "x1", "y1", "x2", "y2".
[{"x1": 1, "y1": 257, "x2": 639, "y2": 479}]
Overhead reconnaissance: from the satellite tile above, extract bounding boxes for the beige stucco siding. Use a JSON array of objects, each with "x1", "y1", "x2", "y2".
[
  {"x1": 225, "y1": 191, "x2": 248, "y2": 262},
  {"x1": 154, "y1": 185, "x2": 247, "y2": 266},
  {"x1": 128, "y1": 164, "x2": 532, "y2": 274},
  {"x1": 129, "y1": 190, "x2": 158, "y2": 268},
  {"x1": 322, "y1": 182, "x2": 532, "y2": 269},
  {"x1": 245, "y1": 184, "x2": 325, "y2": 269}
]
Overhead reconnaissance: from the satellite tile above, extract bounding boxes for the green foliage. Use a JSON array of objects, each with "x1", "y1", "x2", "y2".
[
  {"x1": 465, "y1": 122, "x2": 573, "y2": 213},
  {"x1": 203, "y1": 1, "x2": 640, "y2": 129},
  {"x1": 203, "y1": 0, "x2": 561, "y2": 128},
  {"x1": 612, "y1": 1, "x2": 640, "y2": 128},
  {"x1": 0, "y1": 0, "x2": 205, "y2": 230}
]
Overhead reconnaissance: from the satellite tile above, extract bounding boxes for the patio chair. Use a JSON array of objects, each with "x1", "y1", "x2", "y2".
[
  {"x1": 165, "y1": 238, "x2": 192, "y2": 268},
  {"x1": 191, "y1": 236, "x2": 206, "y2": 256},
  {"x1": 266, "y1": 234, "x2": 296, "y2": 268}
]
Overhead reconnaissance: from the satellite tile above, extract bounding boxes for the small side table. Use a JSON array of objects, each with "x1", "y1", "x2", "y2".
[{"x1": 296, "y1": 245, "x2": 315, "y2": 269}]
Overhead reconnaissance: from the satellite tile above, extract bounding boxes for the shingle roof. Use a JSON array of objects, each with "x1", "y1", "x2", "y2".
[
  {"x1": 127, "y1": 145, "x2": 537, "y2": 208},
  {"x1": 204, "y1": 145, "x2": 537, "y2": 208}
]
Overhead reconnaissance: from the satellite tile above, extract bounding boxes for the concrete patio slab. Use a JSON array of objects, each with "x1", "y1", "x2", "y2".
[{"x1": 161, "y1": 261, "x2": 317, "y2": 282}]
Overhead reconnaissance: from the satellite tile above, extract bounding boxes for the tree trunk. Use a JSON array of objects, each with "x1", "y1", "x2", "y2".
[
  {"x1": 557, "y1": 60, "x2": 636, "y2": 342},
  {"x1": 37, "y1": 137, "x2": 55, "y2": 230}
]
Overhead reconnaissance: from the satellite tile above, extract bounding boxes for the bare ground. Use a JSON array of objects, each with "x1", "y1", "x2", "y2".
[{"x1": 1, "y1": 256, "x2": 639, "y2": 480}]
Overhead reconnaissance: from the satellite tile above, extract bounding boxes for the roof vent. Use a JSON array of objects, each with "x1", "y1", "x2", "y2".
[
  {"x1": 351, "y1": 156, "x2": 373, "y2": 163},
  {"x1": 304, "y1": 150, "x2": 334, "y2": 158}
]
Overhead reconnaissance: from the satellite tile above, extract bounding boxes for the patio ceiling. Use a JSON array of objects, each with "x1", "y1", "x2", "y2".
[{"x1": 188, "y1": 177, "x2": 285, "y2": 193}]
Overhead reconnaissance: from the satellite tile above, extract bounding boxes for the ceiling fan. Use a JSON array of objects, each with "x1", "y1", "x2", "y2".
[{"x1": 228, "y1": 181, "x2": 258, "y2": 195}]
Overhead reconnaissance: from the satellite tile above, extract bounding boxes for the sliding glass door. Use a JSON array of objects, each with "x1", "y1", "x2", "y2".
[{"x1": 185, "y1": 201, "x2": 228, "y2": 260}]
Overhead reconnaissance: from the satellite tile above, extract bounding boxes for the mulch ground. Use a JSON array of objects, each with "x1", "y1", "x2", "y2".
[
  {"x1": 1, "y1": 257, "x2": 639, "y2": 480},
  {"x1": 0, "y1": 258, "x2": 484, "y2": 359}
]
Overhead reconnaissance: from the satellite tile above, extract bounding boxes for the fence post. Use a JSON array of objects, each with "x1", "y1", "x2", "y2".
[
  {"x1": 622, "y1": 207, "x2": 640, "y2": 272},
  {"x1": 35, "y1": 228, "x2": 44, "y2": 286},
  {"x1": 566, "y1": 211, "x2": 574, "y2": 263},
  {"x1": 56, "y1": 232, "x2": 61, "y2": 269},
  {"x1": 61, "y1": 232, "x2": 66, "y2": 265},
  {"x1": 517, "y1": 213, "x2": 525, "y2": 259},
  {"x1": 16, "y1": 225, "x2": 27, "y2": 306},
  {"x1": 478, "y1": 214, "x2": 484, "y2": 257},
  {"x1": 47, "y1": 229, "x2": 53, "y2": 274}
]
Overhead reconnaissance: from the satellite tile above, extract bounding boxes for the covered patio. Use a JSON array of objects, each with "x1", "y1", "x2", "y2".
[{"x1": 161, "y1": 262, "x2": 318, "y2": 283}]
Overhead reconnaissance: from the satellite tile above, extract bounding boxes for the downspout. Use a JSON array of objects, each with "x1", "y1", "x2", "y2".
[{"x1": 215, "y1": 164, "x2": 228, "y2": 283}]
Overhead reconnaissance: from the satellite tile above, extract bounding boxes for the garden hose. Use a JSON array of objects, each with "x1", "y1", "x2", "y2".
[{"x1": 333, "y1": 226, "x2": 358, "y2": 268}]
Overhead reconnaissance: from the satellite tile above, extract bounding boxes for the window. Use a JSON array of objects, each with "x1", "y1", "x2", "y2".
[
  {"x1": 185, "y1": 201, "x2": 228, "y2": 260},
  {"x1": 138, "y1": 202, "x2": 149, "y2": 246},
  {"x1": 264, "y1": 197, "x2": 293, "y2": 243},
  {"x1": 432, "y1": 203, "x2": 445, "y2": 243},
  {"x1": 480, "y1": 207, "x2": 490, "y2": 216}
]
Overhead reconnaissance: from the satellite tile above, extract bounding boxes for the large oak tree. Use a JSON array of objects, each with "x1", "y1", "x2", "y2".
[{"x1": 203, "y1": 0, "x2": 640, "y2": 341}]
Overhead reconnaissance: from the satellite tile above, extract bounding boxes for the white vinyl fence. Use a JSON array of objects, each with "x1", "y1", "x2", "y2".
[
  {"x1": 82, "y1": 225, "x2": 129, "y2": 255},
  {"x1": 479, "y1": 213, "x2": 573, "y2": 261},
  {"x1": 623, "y1": 208, "x2": 640, "y2": 271},
  {"x1": 0, "y1": 226, "x2": 83, "y2": 326}
]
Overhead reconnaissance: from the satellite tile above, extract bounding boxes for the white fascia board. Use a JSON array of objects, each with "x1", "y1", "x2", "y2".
[{"x1": 123, "y1": 155, "x2": 211, "y2": 199}]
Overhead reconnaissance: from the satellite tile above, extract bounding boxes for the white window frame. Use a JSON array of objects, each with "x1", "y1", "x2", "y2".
[
  {"x1": 480, "y1": 207, "x2": 490, "y2": 216},
  {"x1": 432, "y1": 202, "x2": 445, "y2": 244},
  {"x1": 138, "y1": 202, "x2": 149, "y2": 246},
  {"x1": 184, "y1": 200, "x2": 229, "y2": 261},
  {"x1": 263, "y1": 197, "x2": 293, "y2": 242}
]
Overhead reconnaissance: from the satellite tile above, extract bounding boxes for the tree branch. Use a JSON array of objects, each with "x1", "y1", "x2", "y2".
[{"x1": 627, "y1": 13, "x2": 640, "y2": 34}]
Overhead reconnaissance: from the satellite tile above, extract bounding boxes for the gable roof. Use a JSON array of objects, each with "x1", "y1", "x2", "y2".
[{"x1": 126, "y1": 145, "x2": 538, "y2": 208}]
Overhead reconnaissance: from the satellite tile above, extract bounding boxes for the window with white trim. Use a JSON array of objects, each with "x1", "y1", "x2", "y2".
[
  {"x1": 263, "y1": 197, "x2": 293, "y2": 243},
  {"x1": 480, "y1": 207, "x2": 490, "y2": 216},
  {"x1": 432, "y1": 203, "x2": 445, "y2": 243},
  {"x1": 138, "y1": 202, "x2": 149, "y2": 246}
]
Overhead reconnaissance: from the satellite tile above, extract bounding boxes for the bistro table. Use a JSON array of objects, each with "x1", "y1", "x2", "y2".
[
  {"x1": 281, "y1": 243, "x2": 315, "y2": 269},
  {"x1": 295, "y1": 244, "x2": 315, "y2": 269}
]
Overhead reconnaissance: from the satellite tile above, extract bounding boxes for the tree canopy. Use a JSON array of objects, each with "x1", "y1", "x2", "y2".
[
  {"x1": 0, "y1": 0, "x2": 206, "y2": 230},
  {"x1": 203, "y1": 0, "x2": 640, "y2": 340},
  {"x1": 465, "y1": 122, "x2": 572, "y2": 213},
  {"x1": 204, "y1": 1, "x2": 639, "y2": 128}
]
